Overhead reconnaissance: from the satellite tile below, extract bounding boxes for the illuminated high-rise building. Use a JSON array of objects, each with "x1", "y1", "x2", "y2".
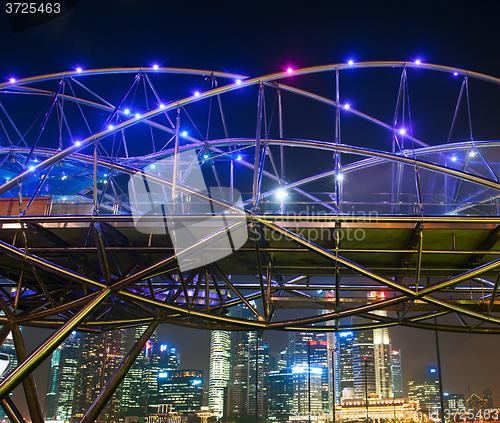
[
  {"x1": 248, "y1": 332, "x2": 269, "y2": 417},
  {"x1": 391, "y1": 349, "x2": 403, "y2": 398},
  {"x1": 335, "y1": 331, "x2": 354, "y2": 403},
  {"x1": 288, "y1": 332, "x2": 323, "y2": 415},
  {"x1": 309, "y1": 334, "x2": 329, "y2": 411},
  {"x1": 44, "y1": 331, "x2": 80, "y2": 421},
  {"x1": 122, "y1": 326, "x2": 160, "y2": 418},
  {"x1": 352, "y1": 330, "x2": 376, "y2": 399},
  {"x1": 407, "y1": 367, "x2": 441, "y2": 412},
  {"x1": 157, "y1": 370, "x2": 204, "y2": 413},
  {"x1": 72, "y1": 329, "x2": 127, "y2": 423},
  {"x1": 369, "y1": 291, "x2": 393, "y2": 398},
  {"x1": 231, "y1": 330, "x2": 250, "y2": 416},
  {"x1": 208, "y1": 330, "x2": 231, "y2": 417},
  {"x1": 267, "y1": 369, "x2": 292, "y2": 421}
]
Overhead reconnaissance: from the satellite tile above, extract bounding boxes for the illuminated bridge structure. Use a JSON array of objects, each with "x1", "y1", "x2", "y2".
[{"x1": 0, "y1": 62, "x2": 500, "y2": 422}]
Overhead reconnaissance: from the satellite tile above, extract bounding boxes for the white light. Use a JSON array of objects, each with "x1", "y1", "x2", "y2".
[
  {"x1": 275, "y1": 188, "x2": 288, "y2": 201},
  {"x1": 336, "y1": 173, "x2": 344, "y2": 181},
  {"x1": 344, "y1": 104, "x2": 350, "y2": 109},
  {"x1": 348, "y1": 60, "x2": 354, "y2": 65},
  {"x1": 470, "y1": 149, "x2": 476, "y2": 156},
  {"x1": 153, "y1": 64, "x2": 159, "y2": 70},
  {"x1": 108, "y1": 125, "x2": 114, "y2": 130},
  {"x1": 29, "y1": 166, "x2": 35, "y2": 171},
  {"x1": 181, "y1": 131, "x2": 188, "y2": 137},
  {"x1": 415, "y1": 59, "x2": 421, "y2": 65},
  {"x1": 399, "y1": 128, "x2": 406, "y2": 135},
  {"x1": 203, "y1": 154, "x2": 209, "y2": 159},
  {"x1": 9, "y1": 78, "x2": 16, "y2": 83},
  {"x1": 75, "y1": 141, "x2": 81, "y2": 146},
  {"x1": 236, "y1": 155, "x2": 242, "y2": 161},
  {"x1": 287, "y1": 68, "x2": 293, "y2": 74},
  {"x1": 135, "y1": 113, "x2": 141, "y2": 118},
  {"x1": 62, "y1": 176, "x2": 67, "y2": 180},
  {"x1": 76, "y1": 67, "x2": 82, "y2": 73},
  {"x1": 194, "y1": 91, "x2": 200, "y2": 97},
  {"x1": 236, "y1": 79, "x2": 242, "y2": 85},
  {"x1": 451, "y1": 156, "x2": 457, "y2": 162},
  {"x1": 124, "y1": 108, "x2": 130, "y2": 115},
  {"x1": 453, "y1": 72, "x2": 458, "y2": 76},
  {"x1": 160, "y1": 104, "x2": 165, "y2": 109}
]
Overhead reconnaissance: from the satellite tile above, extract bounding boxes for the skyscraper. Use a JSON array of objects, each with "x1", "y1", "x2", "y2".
[
  {"x1": 352, "y1": 330, "x2": 376, "y2": 399},
  {"x1": 122, "y1": 326, "x2": 161, "y2": 418},
  {"x1": 44, "y1": 331, "x2": 80, "y2": 421},
  {"x1": 72, "y1": 329, "x2": 127, "y2": 423},
  {"x1": 391, "y1": 349, "x2": 403, "y2": 398},
  {"x1": 407, "y1": 367, "x2": 441, "y2": 412},
  {"x1": 335, "y1": 331, "x2": 354, "y2": 403},
  {"x1": 267, "y1": 369, "x2": 291, "y2": 421},
  {"x1": 157, "y1": 370, "x2": 204, "y2": 413},
  {"x1": 209, "y1": 330, "x2": 231, "y2": 417},
  {"x1": 369, "y1": 291, "x2": 393, "y2": 399},
  {"x1": 248, "y1": 332, "x2": 269, "y2": 417},
  {"x1": 288, "y1": 332, "x2": 324, "y2": 416},
  {"x1": 231, "y1": 330, "x2": 250, "y2": 416}
]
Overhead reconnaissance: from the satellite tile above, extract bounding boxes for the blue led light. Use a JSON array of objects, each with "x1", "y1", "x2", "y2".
[
  {"x1": 339, "y1": 331, "x2": 353, "y2": 337},
  {"x1": 182, "y1": 131, "x2": 188, "y2": 137},
  {"x1": 124, "y1": 109, "x2": 130, "y2": 115}
]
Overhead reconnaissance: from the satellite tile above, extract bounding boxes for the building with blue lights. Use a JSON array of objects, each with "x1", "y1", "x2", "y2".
[
  {"x1": 335, "y1": 331, "x2": 354, "y2": 403},
  {"x1": 157, "y1": 370, "x2": 204, "y2": 414}
]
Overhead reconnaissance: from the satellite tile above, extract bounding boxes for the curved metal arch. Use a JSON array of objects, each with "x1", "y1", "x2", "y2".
[{"x1": 0, "y1": 67, "x2": 248, "y2": 90}]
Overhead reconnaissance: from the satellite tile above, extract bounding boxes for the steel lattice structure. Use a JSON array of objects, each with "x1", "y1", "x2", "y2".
[{"x1": 0, "y1": 62, "x2": 500, "y2": 422}]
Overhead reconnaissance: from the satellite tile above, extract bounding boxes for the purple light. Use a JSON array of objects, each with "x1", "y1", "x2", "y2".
[
  {"x1": 399, "y1": 128, "x2": 406, "y2": 135},
  {"x1": 194, "y1": 91, "x2": 200, "y2": 97},
  {"x1": 287, "y1": 68, "x2": 293, "y2": 74},
  {"x1": 76, "y1": 67, "x2": 82, "y2": 73},
  {"x1": 453, "y1": 72, "x2": 458, "y2": 76},
  {"x1": 415, "y1": 59, "x2": 421, "y2": 65},
  {"x1": 348, "y1": 60, "x2": 354, "y2": 65},
  {"x1": 344, "y1": 104, "x2": 350, "y2": 110},
  {"x1": 108, "y1": 125, "x2": 114, "y2": 130},
  {"x1": 153, "y1": 64, "x2": 159, "y2": 70},
  {"x1": 159, "y1": 104, "x2": 165, "y2": 109},
  {"x1": 236, "y1": 79, "x2": 242, "y2": 85},
  {"x1": 75, "y1": 141, "x2": 81, "y2": 146},
  {"x1": 451, "y1": 156, "x2": 457, "y2": 162},
  {"x1": 9, "y1": 78, "x2": 16, "y2": 83}
]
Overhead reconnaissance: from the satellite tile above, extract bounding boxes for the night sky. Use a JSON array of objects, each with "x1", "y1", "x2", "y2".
[{"x1": 2, "y1": 0, "x2": 500, "y2": 415}]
